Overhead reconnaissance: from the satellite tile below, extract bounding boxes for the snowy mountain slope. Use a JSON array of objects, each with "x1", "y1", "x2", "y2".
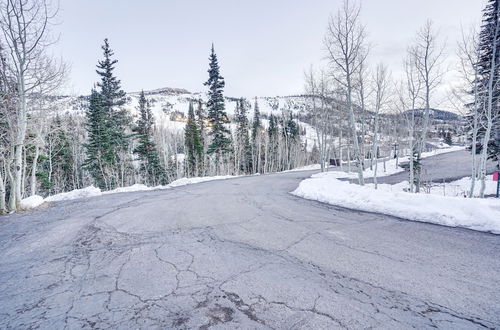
[
  {"x1": 45, "y1": 87, "x2": 462, "y2": 153},
  {"x1": 50, "y1": 88, "x2": 313, "y2": 121},
  {"x1": 45, "y1": 88, "x2": 319, "y2": 150}
]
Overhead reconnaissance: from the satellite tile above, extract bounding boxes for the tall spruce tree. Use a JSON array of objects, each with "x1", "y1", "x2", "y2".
[
  {"x1": 133, "y1": 91, "x2": 166, "y2": 186},
  {"x1": 267, "y1": 114, "x2": 279, "y2": 172},
  {"x1": 251, "y1": 97, "x2": 261, "y2": 143},
  {"x1": 184, "y1": 101, "x2": 204, "y2": 177},
  {"x1": 95, "y1": 38, "x2": 131, "y2": 186},
  {"x1": 235, "y1": 98, "x2": 252, "y2": 174},
  {"x1": 204, "y1": 44, "x2": 232, "y2": 174},
  {"x1": 281, "y1": 113, "x2": 300, "y2": 170},
  {"x1": 251, "y1": 97, "x2": 263, "y2": 173},
  {"x1": 195, "y1": 99, "x2": 206, "y2": 175},
  {"x1": 84, "y1": 88, "x2": 108, "y2": 188}
]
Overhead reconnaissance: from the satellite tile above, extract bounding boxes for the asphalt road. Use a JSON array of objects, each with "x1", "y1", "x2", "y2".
[
  {"x1": 0, "y1": 168, "x2": 499, "y2": 329},
  {"x1": 367, "y1": 150, "x2": 498, "y2": 185}
]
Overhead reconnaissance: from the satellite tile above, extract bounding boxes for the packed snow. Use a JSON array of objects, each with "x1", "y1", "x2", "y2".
[
  {"x1": 23, "y1": 175, "x2": 239, "y2": 209},
  {"x1": 292, "y1": 172, "x2": 500, "y2": 234},
  {"x1": 421, "y1": 145, "x2": 465, "y2": 157},
  {"x1": 45, "y1": 186, "x2": 102, "y2": 202},
  {"x1": 20, "y1": 195, "x2": 45, "y2": 210},
  {"x1": 284, "y1": 164, "x2": 324, "y2": 172},
  {"x1": 382, "y1": 176, "x2": 499, "y2": 198}
]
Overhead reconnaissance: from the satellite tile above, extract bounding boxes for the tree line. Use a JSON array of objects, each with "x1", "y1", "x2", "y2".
[
  {"x1": 303, "y1": 0, "x2": 500, "y2": 198},
  {"x1": 0, "y1": 0, "x2": 310, "y2": 213}
]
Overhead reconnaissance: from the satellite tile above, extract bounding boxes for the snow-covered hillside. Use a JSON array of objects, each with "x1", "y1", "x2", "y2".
[
  {"x1": 47, "y1": 87, "x2": 463, "y2": 155},
  {"x1": 50, "y1": 87, "x2": 311, "y2": 124},
  {"x1": 47, "y1": 88, "x2": 318, "y2": 149}
]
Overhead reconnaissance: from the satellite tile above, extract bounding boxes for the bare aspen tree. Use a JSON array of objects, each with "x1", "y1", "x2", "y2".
[
  {"x1": 0, "y1": 0, "x2": 65, "y2": 209},
  {"x1": 401, "y1": 56, "x2": 423, "y2": 193},
  {"x1": 28, "y1": 96, "x2": 50, "y2": 196},
  {"x1": 305, "y1": 67, "x2": 333, "y2": 172},
  {"x1": 355, "y1": 48, "x2": 370, "y2": 170},
  {"x1": 370, "y1": 63, "x2": 390, "y2": 189},
  {"x1": 408, "y1": 20, "x2": 444, "y2": 192},
  {"x1": 0, "y1": 39, "x2": 12, "y2": 212},
  {"x1": 456, "y1": 27, "x2": 481, "y2": 197},
  {"x1": 324, "y1": 0, "x2": 368, "y2": 185}
]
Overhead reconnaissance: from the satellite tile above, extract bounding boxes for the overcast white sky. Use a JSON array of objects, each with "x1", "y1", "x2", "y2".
[{"x1": 54, "y1": 0, "x2": 485, "y2": 105}]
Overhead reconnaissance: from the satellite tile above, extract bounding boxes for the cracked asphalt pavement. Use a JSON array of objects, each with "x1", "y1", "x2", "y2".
[{"x1": 0, "y1": 169, "x2": 499, "y2": 329}]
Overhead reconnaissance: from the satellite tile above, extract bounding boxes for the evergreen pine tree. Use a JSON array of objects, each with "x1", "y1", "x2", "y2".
[
  {"x1": 444, "y1": 132, "x2": 453, "y2": 146},
  {"x1": 184, "y1": 101, "x2": 204, "y2": 177},
  {"x1": 133, "y1": 91, "x2": 166, "y2": 186},
  {"x1": 280, "y1": 112, "x2": 300, "y2": 170},
  {"x1": 195, "y1": 99, "x2": 206, "y2": 175},
  {"x1": 235, "y1": 98, "x2": 252, "y2": 174},
  {"x1": 251, "y1": 97, "x2": 263, "y2": 173},
  {"x1": 251, "y1": 97, "x2": 261, "y2": 143},
  {"x1": 267, "y1": 114, "x2": 279, "y2": 172},
  {"x1": 95, "y1": 38, "x2": 132, "y2": 186},
  {"x1": 84, "y1": 88, "x2": 108, "y2": 188},
  {"x1": 204, "y1": 44, "x2": 232, "y2": 174},
  {"x1": 474, "y1": 0, "x2": 500, "y2": 161}
]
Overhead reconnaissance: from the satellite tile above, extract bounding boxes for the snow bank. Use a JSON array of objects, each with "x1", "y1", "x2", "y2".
[
  {"x1": 103, "y1": 184, "x2": 152, "y2": 195},
  {"x1": 284, "y1": 164, "x2": 323, "y2": 172},
  {"x1": 45, "y1": 186, "x2": 102, "y2": 202},
  {"x1": 421, "y1": 145, "x2": 465, "y2": 158},
  {"x1": 380, "y1": 176, "x2": 499, "y2": 198},
  {"x1": 20, "y1": 195, "x2": 45, "y2": 210},
  {"x1": 165, "y1": 175, "x2": 236, "y2": 188},
  {"x1": 293, "y1": 176, "x2": 500, "y2": 234},
  {"x1": 40, "y1": 175, "x2": 238, "y2": 205}
]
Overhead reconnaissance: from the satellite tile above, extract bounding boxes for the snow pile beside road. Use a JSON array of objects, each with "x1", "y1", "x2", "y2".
[
  {"x1": 421, "y1": 145, "x2": 465, "y2": 157},
  {"x1": 166, "y1": 175, "x2": 236, "y2": 188},
  {"x1": 103, "y1": 184, "x2": 152, "y2": 195},
  {"x1": 20, "y1": 195, "x2": 45, "y2": 210},
  {"x1": 23, "y1": 175, "x2": 238, "y2": 209},
  {"x1": 292, "y1": 175, "x2": 500, "y2": 234},
  {"x1": 381, "y1": 176, "x2": 498, "y2": 198},
  {"x1": 363, "y1": 158, "x2": 404, "y2": 178},
  {"x1": 284, "y1": 164, "x2": 323, "y2": 172},
  {"x1": 45, "y1": 186, "x2": 102, "y2": 202}
]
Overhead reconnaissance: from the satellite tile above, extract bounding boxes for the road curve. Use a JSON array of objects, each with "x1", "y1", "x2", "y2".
[
  {"x1": 368, "y1": 150, "x2": 498, "y2": 185},
  {"x1": 0, "y1": 171, "x2": 499, "y2": 329}
]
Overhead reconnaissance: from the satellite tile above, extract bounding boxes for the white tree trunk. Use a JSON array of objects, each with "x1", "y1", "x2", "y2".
[{"x1": 30, "y1": 144, "x2": 40, "y2": 196}]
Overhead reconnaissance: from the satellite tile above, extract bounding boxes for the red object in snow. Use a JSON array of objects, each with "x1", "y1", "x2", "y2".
[{"x1": 494, "y1": 172, "x2": 499, "y2": 181}]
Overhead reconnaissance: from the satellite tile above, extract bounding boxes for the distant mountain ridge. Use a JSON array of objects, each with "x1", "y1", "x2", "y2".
[
  {"x1": 403, "y1": 108, "x2": 462, "y2": 122},
  {"x1": 46, "y1": 87, "x2": 463, "y2": 124}
]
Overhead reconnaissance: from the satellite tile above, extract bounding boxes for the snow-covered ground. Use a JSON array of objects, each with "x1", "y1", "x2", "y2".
[
  {"x1": 421, "y1": 145, "x2": 465, "y2": 157},
  {"x1": 21, "y1": 175, "x2": 238, "y2": 210},
  {"x1": 384, "y1": 176, "x2": 499, "y2": 198},
  {"x1": 292, "y1": 157, "x2": 500, "y2": 234}
]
